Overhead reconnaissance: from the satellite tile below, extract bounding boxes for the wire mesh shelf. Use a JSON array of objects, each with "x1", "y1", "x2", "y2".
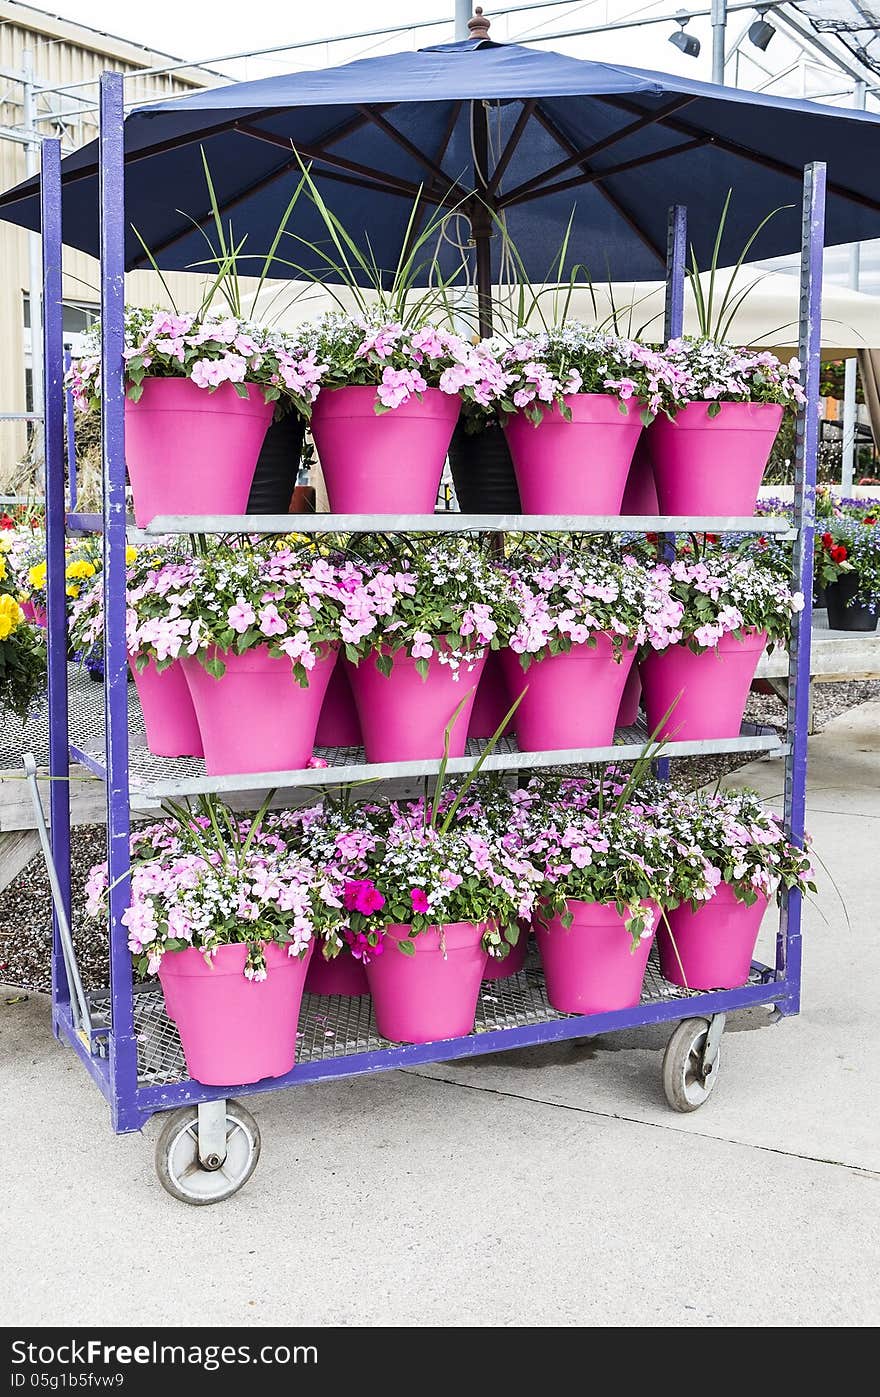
[
  {"x1": 93, "y1": 950, "x2": 724, "y2": 1089},
  {"x1": 59, "y1": 666, "x2": 787, "y2": 801}
]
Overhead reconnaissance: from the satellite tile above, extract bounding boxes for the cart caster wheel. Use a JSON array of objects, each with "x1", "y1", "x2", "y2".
[
  {"x1": 662, "y1": 1017, "x2": 721, "y2": 1113},
  {"x1": 155, "y1": 1100, "x2": 260, "y2": 1205}
]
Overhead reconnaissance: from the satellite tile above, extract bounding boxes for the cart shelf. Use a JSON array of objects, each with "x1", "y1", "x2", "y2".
[
  {"x1": 64, "y1": 662, "x2": 787, "y2": 803},
  {"x1": 89, "y1": 950, "x2": 777, "y2": 1097},
  {"x1": 136, "y1": 512, "x2": 797, "y2": 536}
]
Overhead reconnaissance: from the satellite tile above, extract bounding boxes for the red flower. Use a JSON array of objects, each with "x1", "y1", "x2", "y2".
[
  {"x1": 831, "y1": 544, "x2": 848, "y2": 563},
  {"x1": 645, "y1": 531, "x2": 658, "y2": 544},
  {"x1": 757, "y1": 536, "x2": 768, "y2": 549},
  {"x1": 821, "y1": 531, "x2": 834, "y2": 550},
  {"x1": 705, "y1": 532, "x2": 719, "y2": 543},
  {"x1": 864, "y1": 516, "x2": 876, "y2": 527}
]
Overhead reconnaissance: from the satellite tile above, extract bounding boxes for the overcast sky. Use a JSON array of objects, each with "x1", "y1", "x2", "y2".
[{"x1": 29, "y1": 1, "x2": 747, "y2": 83}]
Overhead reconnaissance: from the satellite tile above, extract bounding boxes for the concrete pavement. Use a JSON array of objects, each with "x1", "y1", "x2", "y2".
[{"x1": 2, "y1": 703, "x2": 878, "y2": 1327}]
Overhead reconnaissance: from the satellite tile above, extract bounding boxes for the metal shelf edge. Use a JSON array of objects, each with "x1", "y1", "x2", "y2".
[
  {"x1": 70, "y1": 733, "x2": 790, "y2": 803},
  {"x1": 142, "y1": 513, "x2": 797, "y2": 536}
]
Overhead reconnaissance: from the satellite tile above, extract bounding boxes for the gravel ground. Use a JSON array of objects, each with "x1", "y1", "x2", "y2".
[{"x1": 2, "y1": 680, "x2": 878, "y2": 995}]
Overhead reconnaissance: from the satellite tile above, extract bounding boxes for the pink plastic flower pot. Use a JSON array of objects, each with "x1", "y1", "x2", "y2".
[
  {"x1": 311, "y1": 385, "x2": 460, "y2": 513},
  {"x1": 658, "y1": 883, "x2": 769, "y2": 990},
  {"x1": 305, "y1": 949, "x2": 370, "y2": 997},
  {"x1": 639, "y1": 629, "x2": 767, "y2": 742},
  {"x1": 158, "y1": 940, "x2": 314, "y2": 1086},
  {"x1": 620, "y1": 435, "x2": 659, "y2": 514},
  {"x1": 365, "y1": 922, "x2": 488, "y2": 1043},
  {"x1": 535, "y1": 899, "x2": 659, "y2": 1014},
  {"x1": 129, "y1": 655, "x2": 203, "y2": 758},
  {"x1": 20, "y1": 599, "x2": 42, "y2": 624},
  {"x1": 346, "y1": 648, "x2": 486, "y2": 762},
  {"x1": 467, "y1": 649, "x2": 515, "y2": 739},
  {"x1": 315, "y1": 660, "x2": 362, "y2": 748},
  {"x1": 500, "y1": 637, "x2": 636, "y2": 752},
  {"x1": 648, "y1": 401, "x2": 784, "y2": 515},
  {"x1": 482, "y1": 924, "x2": 529, "y2": 981},
  {"x1": 503, "y1": 393, "x2": 643, "y2": 514},
  {"x1": 181, "y1": 644, "x2": 337, "y2": 776},
  {"x1": 125, "y1": 378, "x2": 274, "y2": 527},
  {"x1": 616, "y1": 664, "x2": 642, "y2": 728}
]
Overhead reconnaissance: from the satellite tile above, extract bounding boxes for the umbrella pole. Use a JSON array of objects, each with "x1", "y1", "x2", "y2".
[{"x1": 471, "y1": 98, "x2": 493, "y2": 338}]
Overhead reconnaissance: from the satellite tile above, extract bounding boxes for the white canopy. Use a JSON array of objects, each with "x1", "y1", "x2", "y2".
[{"x1": 256, "y1": 269, "x2": 880, "y2": 356}]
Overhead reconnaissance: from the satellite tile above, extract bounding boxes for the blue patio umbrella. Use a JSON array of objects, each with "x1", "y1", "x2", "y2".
[{"x1": 3, "y1": 26, "x2": 880, "y2": 325}]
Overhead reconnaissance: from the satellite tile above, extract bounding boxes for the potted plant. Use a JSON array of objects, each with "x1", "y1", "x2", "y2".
[
  {"x1": 649, "y1": 338, "x2": 804, "y2": 515},
  {"x1": 815, "y1": 516, "x2": 879, "y2": 632},
  {"x1": 68, "y1": 308, "x2": 325, "y2": 527},
  {"x1": 304, "y1": 311, "x2": 504, "y2": 513},
  {"x1": 500, "y1": 541, "x2": 650, "y2": 750},
  {"x1": 341, "y1": 536, "x2": 520, "y2": 761},
  {"x1": 638, "y1": 541, "x2": 803, "y2": 740},
  {"x1": 85, "y1": 796, "x2": 345, "y2": 1086},
  {"x1": 69, "y1": 542, "x2": 204, "y2": 758},
  {"x1": 523, "y1": 781, "x2": 682, "y2": 1015},
  {"x1": 494, "y1": 325, "x2": 672, "y2": 513},
  {"x1": 657, "y1": 787, "x2": 815, "y2": 990},
  {"x1": 0, "y1": 537, "x2": 44, "y2": 718},
  {"x1": 308, "y1": 800, "x2": 540, "y2": 1044},
  {"x1": 172, "y1": 543, "x2": 348, "y2": 775}
]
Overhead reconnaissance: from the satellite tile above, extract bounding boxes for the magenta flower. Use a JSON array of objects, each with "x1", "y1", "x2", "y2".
[
  {"x1": 410, "y1": 888, "x2": 430, "y2": 914},
  {"x1": 343, "y1": 878, "x2": 386, "y2": 916}
]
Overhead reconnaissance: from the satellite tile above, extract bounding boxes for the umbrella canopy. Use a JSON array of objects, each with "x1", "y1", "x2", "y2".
[{"x1": 3, "y1": 32, "x2": 880, "y2": 287}]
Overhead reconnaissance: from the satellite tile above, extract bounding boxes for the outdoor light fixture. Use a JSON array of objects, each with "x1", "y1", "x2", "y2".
[
  {"x1": 748, "y1": 15, "x2": 777, "y2": 52},
  {"x1": 669, "y1": 14, "x2": 701, "y2": 59}
]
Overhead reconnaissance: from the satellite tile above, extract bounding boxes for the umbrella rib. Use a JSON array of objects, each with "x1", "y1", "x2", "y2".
[
  {"x1": 235, "y1": 124, "x2": 434, "y2": 202},
  {"x1": 529, "y1": 104, "x2": 667, "y2": 268},
  {"x1": 486, "y1": 98, "x2": 537, "y2": 197},
  {"x1": 356, "y1": 105, "x2": 466, "y2": 200},
  {"x1": 599, "y1": 93, "x2": 880, "y2": 216},
  {"x1": 500, "y1": 95, "x2": 699, "y2": 207},
  {"x1": 501, "y1": 137, "x2": 710, "y2": 209}
]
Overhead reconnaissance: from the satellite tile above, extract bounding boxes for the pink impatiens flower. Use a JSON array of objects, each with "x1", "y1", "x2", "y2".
[
  {"x1": 227, "y1": 599, "x2": 256, "y2": 634},
  {"x1": 410, "y1": 888, "x2": 430, "y2": 914}
]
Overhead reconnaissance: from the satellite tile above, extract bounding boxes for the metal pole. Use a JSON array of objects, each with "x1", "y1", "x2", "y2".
[
  {"x1": 454, "y1": 0, "x2": 472, "y2": 40},
  {"x1": 842, "y1": 80, "x2": 867, "y2": 496},
  {"x1": 22, "y1": 50, "x2": 44, "y2": 462},
  {"x1": 40, "y1": 137, "x2": 73, "y2": 1037},
  {"x1": 711, "y1": 0, "x2": 728, "y2": 85},
  {"x1": 664, "y1": 205, "x2": 688, "y2": 342},
  {"x1": 99, "y1": 71, "x2": 138, "y2": 1129},
  {"x1": 654, "y1": 204, "x2": 689, "y2": 784},
  {"x1": 779, "y1": 161, "x2": 825, "y2": 1016},
  {"x1": 64, "y1": 348, "x2": 77, "y2": 510}
]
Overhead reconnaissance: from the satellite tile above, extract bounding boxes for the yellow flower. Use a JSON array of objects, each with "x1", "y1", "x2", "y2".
[
  {"x1": 66, "y1": 584, "x2": 80, "y2": 598},
  {"x1": 126, "y1": 546, "x2": 137, "y2": 566},
  {"x1": 66, "y1": 559, "x2": 96, "y2": 580},
  {"x1": 0, "y1": 594, "x2": 22, "y2": 639},
  {"x1": 28, "y1": 562, "x2": 47, "y2": 590},
  {"x1": 0, "y1": 558, "x2": 6, "y2": 581}
]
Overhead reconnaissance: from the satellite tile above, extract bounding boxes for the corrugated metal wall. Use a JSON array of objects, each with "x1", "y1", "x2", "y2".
[{"x1": 0, "y1": 3, "x2": 235, "y2": 475}]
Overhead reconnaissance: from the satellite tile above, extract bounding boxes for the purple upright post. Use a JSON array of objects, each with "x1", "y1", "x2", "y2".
[
  {"x1": 778, "y1": 162, "x2": 825, "y2": 1014},
  {"x1": 41, "y1": 138, "x2": 72, "y2": 1029},
  {"x1": 64, "y1": 348, "x2": 77, "y2": 510},
  {"x1": 664, "y1": 205, "x2": 687, "y2": 341},
  {"x1": 99, "y1": 72, "x2": 138, "y2": 1128},
  {"x1": 654, "y1": 205, "x2": 687, "y2": 782}
]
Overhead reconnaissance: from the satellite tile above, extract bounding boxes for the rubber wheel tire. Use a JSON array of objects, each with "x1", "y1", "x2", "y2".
[
  {"x1": 662, "y1": 1017, "x2": 720, "y2": 1113},
  {"x1": 155, "y1": 1100, "x2": 261, "y2": 1205}
]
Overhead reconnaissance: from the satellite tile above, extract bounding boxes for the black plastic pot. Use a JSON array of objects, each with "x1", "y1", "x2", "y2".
[
  {"x1": 825, "y1": 572, "x2": 878, "y2": 631},
  {"x1": 246, "y1": 414, "x2": 306, "y2": 514},
  {"x1": 447, "y1": 421, "x2": 521, "y2": 513},
  {"x1": 813, "y1": 579, "x2": 827, "y2": 609}
]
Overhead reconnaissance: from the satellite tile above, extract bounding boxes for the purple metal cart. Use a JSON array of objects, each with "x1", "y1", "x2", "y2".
[{"x1": 30, "y1": 71, "x2": 821, "y2": 1204}]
